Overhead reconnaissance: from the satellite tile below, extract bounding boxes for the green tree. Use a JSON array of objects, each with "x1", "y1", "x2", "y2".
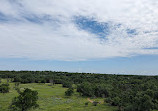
[
  {"x1": 132, "y1": 93, "x2": 154, "y2": 111},
  {"x1": 62, "y1": 81, "x2": 72, "y2": 88},
  {"x1": 0, "y1": 84, "x2": 9, "y2": 93},
  {"x1": 77, "y1": 82, "x2": 95, "y2": 97},
  {"x1": 10, "y1": 88, "x2": 39, "y2": 111},
  {"x1": 139, "y1": 94, "x2": 153, "y2": 111},
  {"x1": 65, "y1": 88, "x2": 74, "y2": 96}
]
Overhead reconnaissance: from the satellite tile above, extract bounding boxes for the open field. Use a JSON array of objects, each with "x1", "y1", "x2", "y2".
[{"x1": 0, "y1": 79, "x2": 117, "y2": 111}]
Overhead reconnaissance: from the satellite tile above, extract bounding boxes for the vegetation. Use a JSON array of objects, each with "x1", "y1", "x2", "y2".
[
  {"x1": 0, "y1": 71, "x2": 158, "y2": 111},
  {"x1": 10, "y1": 88, "x2": 38, "y2": 111},
  {"x1": 85, "y1": 102, "x2": 89, "y2": 106},
  {"x1": 65, "y1": 88, "x2": 74, "y2": 96},
  {"x1": 0, "y1": 84, "x2": 9, "y2": 94},
  {"x1": 0, "y1": 79, "x2": 116, "y2": 111},
  {"x1": 62, "y1": 81, "x2": 72, "y2": 88}
]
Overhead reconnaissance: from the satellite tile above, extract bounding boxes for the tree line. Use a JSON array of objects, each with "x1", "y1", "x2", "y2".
[{"x1": 1, "y1": 71, "x2": 158, "y2": 111}]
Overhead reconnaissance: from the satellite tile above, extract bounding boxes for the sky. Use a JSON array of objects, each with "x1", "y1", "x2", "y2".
[{"x1": 0, "y1": 0, "x2": 158, "y2": 75}]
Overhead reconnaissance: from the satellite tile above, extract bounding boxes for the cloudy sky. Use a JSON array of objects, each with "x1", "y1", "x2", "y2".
[{"x1": 0, "y1": 0, "x2": 158, "y2": 75}]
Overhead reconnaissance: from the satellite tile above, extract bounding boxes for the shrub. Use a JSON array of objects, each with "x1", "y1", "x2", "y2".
[
  {"x1": 65, "y1": 88, "x2": 74, "y2": 96},
  {"x1": 85, "y1": 102, "x2": 89, "y2": 106},
  {"x1": 93, "y1": 101, "x2": 99, "y2": 106},
  {"x1": 62, "y1": 81, "x2": 72, "y2": 88},
  {"x1": 0, "y1": 84, "x2": 9, "y2": 93},
  {"x1": 9, "y1": 88, "x2": 39, "y2": 111}
]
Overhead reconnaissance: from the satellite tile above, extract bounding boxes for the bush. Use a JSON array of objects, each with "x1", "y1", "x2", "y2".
[
  {"x1": 9, "y1": 88, "x2": 39, "y2": 111},
  {"x1": 65, "y1": 88, "x2": 74, "y2": 96},
  {"x1": 41, "y1": 79, "x2": 46, "y2": 83},
  {"x1": 104, "y1": 98, "x2": 110, "y2": 103},
  {"x1": 93, "y1": 101, "x2": 99, "y2": 106},
  {"x1": 0, "y1": 84, "x2": 9, "y2": 93},
  {"x1": 62, "y1": 81, "x2": 72, "y2": 88},
  {"x1": 85, "y1": 102, "x2": 89, "y2": 106}
]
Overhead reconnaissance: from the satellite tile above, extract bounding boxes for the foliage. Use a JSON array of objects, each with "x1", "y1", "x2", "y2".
[
  {"x1": 0, "y1": 71, "x2": 158, "y2": 111},
  {"x1": 62, "y1": 81, "x2": 73, "y2": 88},
  {"x1": 85, "y1": 102, "x2": 89, "y2": 106},
  {"x1": 93, "y1": 101, "x2": 99, "y2": 106},
  {"x1": 0, "y1": 83, "x2": 9, "y2": 93},
  {"x1": 65, "y1": 88, "x2": 74, "y2": 96},
  {"x1": 9, "y1": 88, "x2": 39, "y2": 111},
  {"x1": 0, "y1": 83, "x2": 116, "y2": 111}
]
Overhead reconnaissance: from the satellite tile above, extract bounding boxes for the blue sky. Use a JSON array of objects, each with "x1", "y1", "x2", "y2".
[
  {"x1": 1, "y1": 55, "x2": 158, "y2": 75},
  {"x1": 0, "y1": 0, "x2": 158, "y2": 75}
]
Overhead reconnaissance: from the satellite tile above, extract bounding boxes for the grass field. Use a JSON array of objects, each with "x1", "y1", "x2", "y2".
[{"x1": 0, "y1": 79, "x2": 117, "y2": 111}]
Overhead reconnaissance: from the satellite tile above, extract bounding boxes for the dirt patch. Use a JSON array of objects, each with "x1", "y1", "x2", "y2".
[
  {"x1": 87, "y1": 98, "x2": 94, "y2": 103},
  {"x1": 87, "y1": 98, "x2": 102, "y2": 104}
]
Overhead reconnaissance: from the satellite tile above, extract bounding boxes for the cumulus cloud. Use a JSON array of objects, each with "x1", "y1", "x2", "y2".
[{"x1": 0, "y1": 0, "x2": 158, "y2": 61}]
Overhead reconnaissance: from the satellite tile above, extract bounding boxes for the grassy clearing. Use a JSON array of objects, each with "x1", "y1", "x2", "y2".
[{"x1": 0, "y1": 79, "x2": 116, "y2": 111}]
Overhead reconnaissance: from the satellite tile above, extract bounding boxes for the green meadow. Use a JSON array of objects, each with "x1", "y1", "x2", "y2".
[{"x1": 0, "y1": 79, "x2": 117, "y2": 111}]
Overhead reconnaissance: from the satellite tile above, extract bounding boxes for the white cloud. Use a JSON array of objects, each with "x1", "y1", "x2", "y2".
[{"x1": 0, "y1": 0, "x2": 158, "y2": 61}]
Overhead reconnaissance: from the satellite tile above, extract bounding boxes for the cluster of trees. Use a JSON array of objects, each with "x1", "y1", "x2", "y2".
[
  {"x1": 77, "y1": 83, "x2": 109, "y2": 97},
  {"x1": 1, "y1": 71, "x2": 158, "y2": 111},
  {"x1": 77, "y1": 77, "x2": 158, "y2": 111}
]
